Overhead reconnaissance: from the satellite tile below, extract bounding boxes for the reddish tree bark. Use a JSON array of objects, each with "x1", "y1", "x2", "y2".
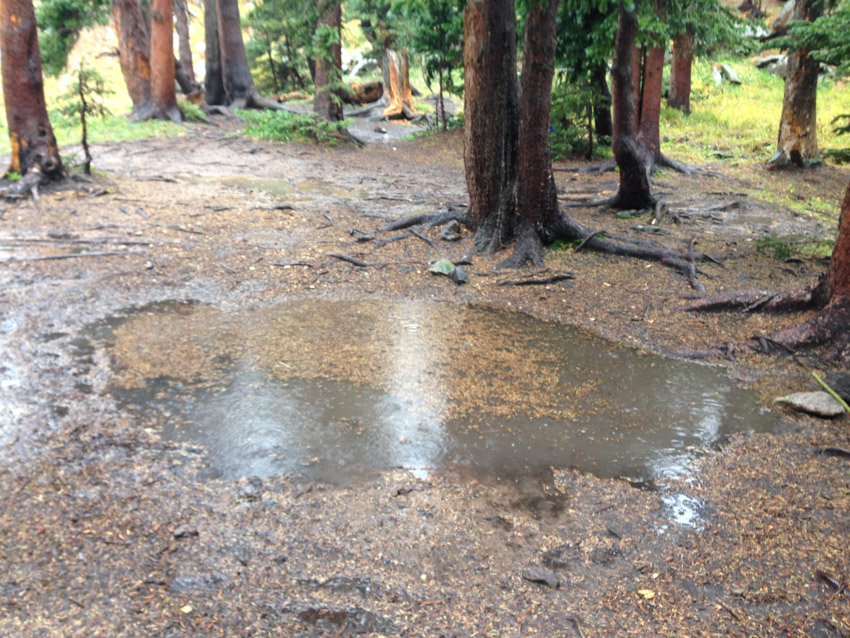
[
  {"x1": 313, "y1": 0, "x2": 343, "y2": 121},
  {"x1": 173, "y1": 0, "x2": 198, "y2": 92},
  {"x1": 637, "y1": 45, "x2": 664, "y2": 164},
  {"x1": 111, "y1": 0, "x2": 153, "y2": 117},
  {"x1": 610, "y1": 3, "x2": 655, "y2": 209},
  {"x1": 462, "y1": 0, "x2": 519, "y2": 252},
  {"x1": 772, "y1": 0, "x2": 822, "y2": 166},
  {"x1": 1, "y1": 0, "x2": 63, "y2": 183},
  {"x1": 149, "y1": 0, "x2": 182, "y2": 122},
  {"x1": 382, "y1": 49, "x2": 418, "y2": 120},
  {"x1": 668, "y1": 32, "x2": 693, "y2": 114}
]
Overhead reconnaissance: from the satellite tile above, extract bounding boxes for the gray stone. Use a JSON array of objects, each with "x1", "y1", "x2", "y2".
[
  {"x1": 522, "y1": 566, "x2": 560, "y2": 589},
  {"x1": 440, "y1": 220, "x2": 461, "y2": 242},
  {"x1": 755, "y1": 54, "x2": 788, "y2": 78},
  {"x1": 719, "y1": 64, "x2": 742, "y2": 85},
  {"x1": 773, "y1": 391, "x2": 846, "y2": 418},
  {"x1": 712, "y1": 65, "x2": 723, "y2": 85}
]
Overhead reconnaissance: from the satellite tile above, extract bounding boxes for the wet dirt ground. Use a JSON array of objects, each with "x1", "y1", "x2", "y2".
[{"x1": 1, "y1": 117, "x2": 849, "y2": 636}]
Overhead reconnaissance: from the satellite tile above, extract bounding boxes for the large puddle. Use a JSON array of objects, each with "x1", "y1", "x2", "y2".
[{"x1": 85, "y1": 300, "x2": 779, "y2": 484}]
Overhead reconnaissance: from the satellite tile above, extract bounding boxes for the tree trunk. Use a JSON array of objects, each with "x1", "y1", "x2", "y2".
[
  {"x1": 668, "y1": 31, "x2": 692, "y2": 114},
  {"x1": 111, "y1": 0, "x2": 153, "y2": 117},
  {"x1": 173, "y1": 0, "x2": 197, "y2": 92},
  {"x1": 515, "y1": 0, "x2": 560, "y2": 237},
  {"x1": 204, "y1": 0, "x2": 224, "y2": 105},
  {"x1": 590, "y1": 62, "x2": 612, "y2": 139},
  {"x1": 382, "y1": 49, "x2": 417, "y2": 119},
  {"x1": 0, "y1": 0, "x2": 63, "y2": 180},
  {"x1": 214, "y1": 0, "x2": 286, "y2": 110},
  {"x1": 610, "y1": 2, "x2": 654, "y2": 209},
  {"x1": 463, "y1": 0, "x2": 519, "y2": 252},
  {"x1": 773, "y1": 0, "x2": 822, "y2": 166},
  {"x1": 637, "y1": 45, "x2": 664, "y2": 171},
  {"x1": 313, "y1": 0, "x2": 343, "y2": 121},
  {"x1": 148, "y1": 0, "x2": 182, "y2": 122}
]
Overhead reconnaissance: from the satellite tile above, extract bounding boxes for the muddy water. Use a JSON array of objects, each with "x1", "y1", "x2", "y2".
[{"x1": 88, "y1": 300, "x2": 779, "y2": 484}]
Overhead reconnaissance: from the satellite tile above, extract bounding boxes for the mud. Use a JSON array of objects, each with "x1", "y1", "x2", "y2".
[{"x1": 0, "y1": 117, "x2": 848, "y2": 636}]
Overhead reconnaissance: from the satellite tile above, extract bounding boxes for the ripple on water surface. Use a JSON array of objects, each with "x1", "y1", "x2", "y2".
[{"x1": 88, "y1": 299, "x2": 780, "y2": 484}]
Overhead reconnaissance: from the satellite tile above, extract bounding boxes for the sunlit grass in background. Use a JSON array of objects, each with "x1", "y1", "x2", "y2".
[{"x1": 663, "y1": 56, "x2": 847, "y2": 164}]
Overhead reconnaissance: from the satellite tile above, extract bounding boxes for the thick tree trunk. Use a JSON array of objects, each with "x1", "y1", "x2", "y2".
[
  {"x1": 668, "y1": 32, "x2": 692, "y2": 114},
  {"x1": 590, "y1": 62, "x2": 612, "y2": 139},
  {"x1": 516, "y1": 0, "x2": 560, "y2": 235},
  {"x1": 214, "y1": 0, "x2": 287, "y2": 110},
  {"x1": 111, "y1": 0, "x2": 153, "y2": 117},
  {"x1": 148, "y1": 0, "x2": 182, "y2": 122},
  {"x1": 313, "y1": 0, "x2": 343, "y2": 121},
  {"x1": 0, "y1": 0, "x2": 63, "y2": 180},
  {"x1": 204, "y1": 0, "x2": 224, "y2": 105},
  {"x1": 610, "y1": 2, "x2": 654, "y2": 210},
  {"x1": 173, "y1": 0, "x2": 197, "y2": 92},
  {"x1": 636, "y1": 45, "x2": 664, "y2": 170},
  {"x1": 773, "y1": 0, "x2": 822, "y2": 166},
  {"x1": 382, "y1": 49, "x2": 418, "y2": 119},
  {"x1": 463, "y1": 0, "x2": 520, "y2": 252}
]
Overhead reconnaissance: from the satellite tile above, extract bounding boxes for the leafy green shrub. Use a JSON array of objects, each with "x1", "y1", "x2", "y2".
[
  {"x1": 239, "y1": 109, "x2": 354, "y2": 145},
  {"x1": 550, "y1": 73, "x2": 611, "y2": 160}
]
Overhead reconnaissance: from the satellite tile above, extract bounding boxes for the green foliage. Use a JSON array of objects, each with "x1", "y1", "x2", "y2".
[
  {"x1": 178, "y1": 100, "x2": 207, "y2": 123},
  {"x1": 755, "y1": 236, "x2": 793, "y2": 260},
  {"x1": 775, "y1": 0, "x2": 850, "y2": 77},
  {"x1": 37, "y1": 0, "x2": 110, "y2": 76},
  {"x1": 775, "y1": 0, "x2": 850, "y2": 157},
  {"x1": 550, "y1": 72, "x2": 610, "y2": 160},
  {"x1": 57, "y1": 65, "x2": 112, "y2": 173},
  {"x1": 239, "y1": 109, "x2": 354, "y2": 145},
  {"x1": 406, "y1": 0, "x2": 464, "y2": 96},
  {"x1": 244, "y1": 0, "x2": 317, "y2": 95}
]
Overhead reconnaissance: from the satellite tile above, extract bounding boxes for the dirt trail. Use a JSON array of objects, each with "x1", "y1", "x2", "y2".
[{"x1": 0, "y1": 119, "x2": 848, "y2": 636}]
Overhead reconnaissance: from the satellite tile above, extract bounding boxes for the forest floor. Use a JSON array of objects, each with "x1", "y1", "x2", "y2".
[{"x1": 1, "y1": 116, "x2": 849, "y2": 637}]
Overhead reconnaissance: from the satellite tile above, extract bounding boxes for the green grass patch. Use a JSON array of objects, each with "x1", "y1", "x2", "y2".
[
  {"x1": 663, "y1": 56, "x2": 848, "y2": 164},
  {"x1": 238, "y1": 109, "x2": 355, "y2": 145}
]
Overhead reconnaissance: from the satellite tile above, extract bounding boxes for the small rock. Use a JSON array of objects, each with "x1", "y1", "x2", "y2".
[
  {"x1": 237, "y1": 475, "x2": 264, "y2": 502},
  {"x1": 440, "y1": 220, "x2": 461, "y2": 242},
  {"x1": 773, "y1": 391, "x2": 846, "y2": 418},
  {"x1": 173, "y1": 524, "x2": 199, "y2": 539},
  {"x1": 450, "y1": 265, "x2": 468, "y2": 285},
  {"x1": 712, "y1": 65, "x2": 723, "y2": 85},
  {"x1": 145, "y1": 261, "x2": 154, "y2": 270},
  {"x1": 719, "y1": 64, "x2": 742, "y2": 85},
  {"x1": 455, "y1": 254, "x2": 473, "y2": 266},
  {"x1": 374, "y1": 126, "x2": 388, "y2": 134},
  {"x1": 429, "y1": 259, "x2": 467, "y2": 285},
  {"x1": 522, "y1": 566, "x2": 560, "y2": 589}
]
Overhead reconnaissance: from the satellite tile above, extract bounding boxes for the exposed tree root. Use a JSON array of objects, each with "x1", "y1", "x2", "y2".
[
  {"x1": 683, "y1": 279, "x2": 850, "y2": 364},
  {"x1": 378, "y1": 204, "x2": 714, "y2": 282},
  {"x1": 379, "y1": 209, "x2": 467, "y2": 232},
  {"x1": 758, "y1": 297, "x2": 850, "y2": 364},
  {"x1": 682, "y1": 287, "x2": 821, "y2": 313}
]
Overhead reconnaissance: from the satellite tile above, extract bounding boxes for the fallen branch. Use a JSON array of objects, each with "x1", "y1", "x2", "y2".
[
  {"x1": 687, "y1": 238, "x2": 706, "y2": 292},
  {"x1": 498, "y1": 273, "x2": 575, "y2": 287},
  {"x1": 820, "y1": 447, "x2": 850, "y2": 459},
  {"x1": 410, "y1": 227, "x2": 439, "y2": 250},
  {"x1": 1, "y1": 250, "x2": 142, "y2": 264},
  {"x1": 325, "y1": 253, "x2": 369, "y2": 268},
  {"x1": 815, "y1": 569, "x2": 850, "y2": 601}
]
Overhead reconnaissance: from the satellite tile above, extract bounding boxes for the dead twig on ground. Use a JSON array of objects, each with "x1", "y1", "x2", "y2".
[
  {"x1": 325, "y1": 253, "x2": 369, "y2": 268},
  {"x1": 1, "y1": 250, "x2": 143, "y2": 264}
]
